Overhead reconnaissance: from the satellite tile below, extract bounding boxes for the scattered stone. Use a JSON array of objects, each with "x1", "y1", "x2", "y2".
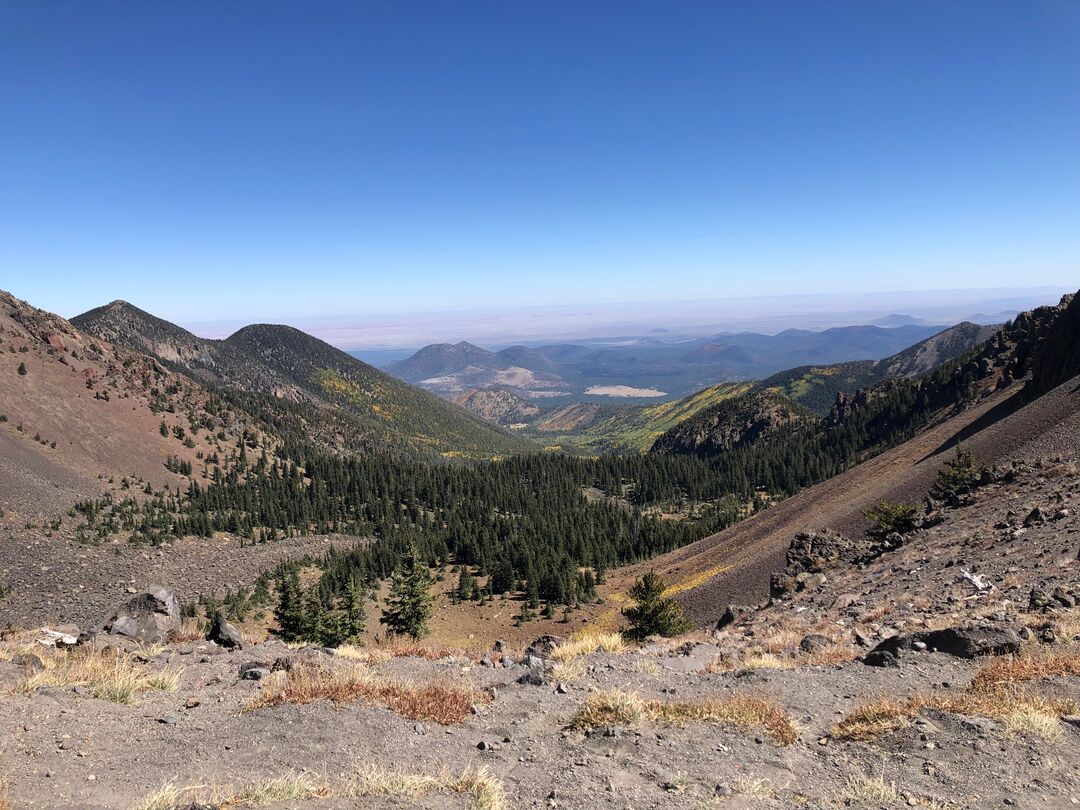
[
  {"x1": 238, "y1": 662, "x2": 271, "y2": 681},
  {"x1": 207, "y1": 614, "x2": 246, "y2": 649}
]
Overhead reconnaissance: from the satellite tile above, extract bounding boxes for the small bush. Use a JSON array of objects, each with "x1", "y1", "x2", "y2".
[
  {"x1": 863, "y1": 500, "x2": 919, "y2": 538},
  {"x1": 930, "y1": 448, "x2": 980, "y2": 499}
]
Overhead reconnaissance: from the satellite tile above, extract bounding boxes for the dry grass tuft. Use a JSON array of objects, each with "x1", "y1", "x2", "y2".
[
  {"x1": 243, "y1": 664, "x2": 484, "y2": 725},
  {"x1": 706, "y1": 653, "x2": 795, "y2": 673},
  {"x1": 336, "y1": 640, "x2": 458, "y2": 664},
  {"x1": 803, "y1": 643, "x2": 861, "y2": 666},
  {"x1": 18, "y1": 648, "x2": 180, "y2": 704},
  {"x1": 550, "y1": 631, "x2": 626, "y2": 661},
  {"x1": 132, "y1": 781, "x2": 197, "y2": 810},
  {"x1": 972, "y1": 646, "x2": 1080, "y2": 692},
  {"x1": 573, "y1": 689, "x2": 797, "y2": 745},
  {"x1": 226, "y1": 773, "x2": 328, "y2": 807},
  {"x1": 833, "y1": 687, "x2": 1077, "y2": 742},
  {"x1": 166, "y1": 617, "x2": 205, "y2": 643},
  {"x1": 732, "y1": 775, "x2": 774, "y2": 798},
  {"x1": 632, "y1": 656, "x2": 661, "y2": 675},
  {"x1": 0, "y1": 773, "x2": 10, "y2": 810},
  {"x1": 837, "y1": 773, "x2": 900, "y2": 805},
  {"x1": 550, "y1": 658, "x2": 586, "y2": 681},
  {"x1": 349, "y1": 764, "x2": 506, "y2": 810}
]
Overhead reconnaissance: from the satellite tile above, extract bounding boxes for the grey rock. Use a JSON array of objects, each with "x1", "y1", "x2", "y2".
[
  {"x1": 864, "y1": 624, "x2": 1020, "y2": 665},
  {"x1": 715, "y1": 604, "x2": 753, "y2": 629},
  {"x1": 517, "y1": 666, "x2": 546, "y2": 687},
  {"x1": 238, "y1": 662, "x2": 271, "y2": 680},
  {"x1": 799, "y1": 634, "x2": 832, "y2": 654},
  {"x1": 102, "y1": 586, "x2": 180, "y2": 644},
  {"x1": 207, "y1": 614, "x2": 246, "y2": 649}
]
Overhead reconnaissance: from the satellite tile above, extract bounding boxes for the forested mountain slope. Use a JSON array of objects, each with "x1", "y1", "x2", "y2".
[
  {"x1": 633, "y1": 292, "x2": 1080, "y2": 624},
  {"x1": 74, "y1": 301, "x2": 530, "y2": 459}
]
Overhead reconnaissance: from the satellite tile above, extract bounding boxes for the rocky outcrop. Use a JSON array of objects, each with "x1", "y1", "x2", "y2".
[
  {"x1": 863, "y1": 624, "x2": 1021, "y2": 667},
  {"x1": 102, "y1": 586, "x2": 181, "y2": 644}
]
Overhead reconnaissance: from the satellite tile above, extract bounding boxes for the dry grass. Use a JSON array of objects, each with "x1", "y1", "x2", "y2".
[
  {"x1": 243, "y1": 664, "x2": 485, "y2": 725},
  {"x1": 837, "y1": 773, "x2": 900, "y2": 805},
  {"x1": 971, "y1": 646, "x2": 1080, "y2": 692},
  {"x1": 759, "y1": 628, "x2": 805, "y2": 655},
  {"x1": 132, "y1": 781, "x2": 198, "y2": 810},
  {"x1": 166, "y1": 616, "x2": 205, "y2": 643},
  {"x1": 803, "y1": 643, "x2": 862, "y2": 666},
  {"x1": 707, "y1": 653, "x2": 795, "y2": 673},
  {"x1": 632, "y1": 656, "x2": 661, "y2": 675},
  {"x1": 549, "y1": 631, "x2": 626, "y2": 661},
  {"x1": 0, "y1": 773, "x2": 10, "y2": 810},
  {"x1": 572, "y1": 689, "x2": 798, "y2": 745},
  {"x1": 18, "y1": 648, "x2": 180, "y2": 704},
  {"x1": 732, "y1": 775, "x2": 775, "y2": 798},
  {"x1": 550, "y1": 658, "x2": 586, "y2": 681},
  {"x1": 833, "y1": 687, "x2": 1077, "y2": 742},
  {"x1": 135, "y1": 767, "x2": 505, "y2": 810},
  {"x1": 1053, "y1": 612, "x2": 1080, "y2": 643},
  {"x1": 226, "y1": 773, "x2": 329, "y2": 807},
  {"x1": 336, "y1": 640, "x2": 458, "y2": 664},
  {"x1": 349, "y1": 764, "x2": 506, "y2": 810},
  {"x1": 858, "y1": 604, "x2": 894, "y2": 623}
]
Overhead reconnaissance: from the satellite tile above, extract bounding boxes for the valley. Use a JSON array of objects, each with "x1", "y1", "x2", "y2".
[{"x1": 1, "y1": 287, "x2": 1078, "y2": 810}]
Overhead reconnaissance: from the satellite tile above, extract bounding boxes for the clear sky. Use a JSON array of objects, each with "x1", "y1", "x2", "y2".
[{"x1": 2, "y1": 1, "x2": 1078, "y2": 323}]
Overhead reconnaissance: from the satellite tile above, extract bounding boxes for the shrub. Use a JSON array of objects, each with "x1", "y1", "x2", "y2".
[
  {"x1": 863, "y1": 500, "x2": 919, "y2": 539},
  {"x1": 622, "y1": 572, "x2": 693, "y2": 640},
  {"x1": 930, "y1": 448, "x2": 981, "y2": 499}
]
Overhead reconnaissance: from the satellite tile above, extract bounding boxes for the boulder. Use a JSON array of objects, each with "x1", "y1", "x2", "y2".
[
  {"x1": 863, "y1": 624, "x2": 1020, "y2": 666},
  {"x1": 715, "y1": 604, "x2": 753, "y2": 630},
  {"x1": 524, "y1": 634, "x2": 564, "y2": 660},
  {"x1": 799, "y1": 634, "x2": 832, "y2": 654},
  {"x1": 238, "y1": 661, "x2": 271, "y2": 680},
  {"x1": 102, "y1": 586, "x2": 180, "y2": 644},
  {"x1": 207, "y1": 615, "x2": 246, "y2": 649}
]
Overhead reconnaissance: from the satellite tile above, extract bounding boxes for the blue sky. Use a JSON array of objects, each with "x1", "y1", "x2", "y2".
[{"x1": 1, "y1": 1, "x2": 1078, "y2": 324}]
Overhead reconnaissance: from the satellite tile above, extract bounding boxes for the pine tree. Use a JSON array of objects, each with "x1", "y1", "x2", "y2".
[
  {"x1": 380, "y1": 544, "x2": 434, "y2": 640},
  {"x1": 622, "y1": 571, "x2": 692, "y2": 641},
  {"x1": 455, "y1": 569, "x2": 475, "y2": 603},
  {"x1": 17, "y1": 362, "x2": 27, "y2": 376},
  {"x1": 342, "y1": 577, "x2": 367, "y2": 644},
  {"x1": 274, "y1": 569, "x2": 306, "y2": 641}
]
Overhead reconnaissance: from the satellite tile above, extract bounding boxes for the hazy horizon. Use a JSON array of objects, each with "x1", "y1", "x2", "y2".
[{"x1": 174, "y1": 285, "x2": 1069, "y2": 354}]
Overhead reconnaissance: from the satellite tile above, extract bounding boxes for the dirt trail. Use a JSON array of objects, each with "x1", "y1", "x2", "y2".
[{"x1": 613, "y1": 376, "x2": 1080, "y2": 625}]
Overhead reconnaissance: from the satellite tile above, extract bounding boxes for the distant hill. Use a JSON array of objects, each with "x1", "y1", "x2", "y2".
[
  {"x1": 757, "y1": 321, "x2": 999, "y2": 414},
  {"x1": 453, "y1": 388, "x2": 540, "y2": 426},
  {"x1": 387, "y1": 340, "x2": 496, "y2": 381},
  {"x1": 650, "y1": 390, "x2": 814, "y2": 456},
  {"x1": 389, "y1": 323, "x2": 947, "y2": 401},
  {"x1": 73, "y1": 302, "x2": 529, "y2": 459},
  {"x1": 529, "y1": 382, "x2": 754, "y2": 454}
]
